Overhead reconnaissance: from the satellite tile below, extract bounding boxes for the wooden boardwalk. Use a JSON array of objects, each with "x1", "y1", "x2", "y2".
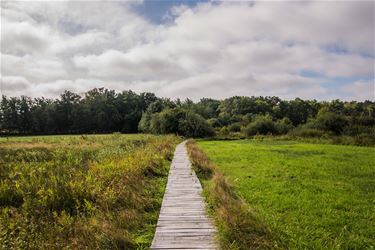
[{"x1": 151, "y1": 141, "x2": 217, "y2": 250}]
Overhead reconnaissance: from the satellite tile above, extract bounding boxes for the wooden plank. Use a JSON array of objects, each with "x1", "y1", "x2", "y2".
[{"x1": 150, "y1": 141, "x2": 217, "y2": 250}]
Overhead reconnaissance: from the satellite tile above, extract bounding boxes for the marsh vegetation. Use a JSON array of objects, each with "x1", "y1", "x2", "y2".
[{"x1": 0, "y1": 134, "x2": 180, "y2": 249}]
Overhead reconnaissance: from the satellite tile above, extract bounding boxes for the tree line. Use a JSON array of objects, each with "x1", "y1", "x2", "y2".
[{"x1": 1, "y1": 88, "x2": 374, "y2": 143}]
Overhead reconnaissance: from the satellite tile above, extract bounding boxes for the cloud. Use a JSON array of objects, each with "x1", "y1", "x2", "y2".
[
  {"x1": 73, "y1": 48, "x2": 187, "y2": 81},
  {"x1": 341, "y1": 80, "x2": 375, "y2": 101},
  {"x1": 2, "y1": 54, "x2": 67, "y2": 83},
  {"x1": 1, "y1": 18, "x2": 51, "y2": 55},
  {"x1": 0, "y1": 76, "x2": 31, "y2": 97},
  {"x1": 1, "y1": 1, "x2": 374, "y2": 100},
  {"x1": 1, "y1": 76, "x2": 30, "y2": 90}
]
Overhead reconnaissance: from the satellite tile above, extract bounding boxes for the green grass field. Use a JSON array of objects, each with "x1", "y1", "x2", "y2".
[
  {"x1": 0, "y1": 134, "x2": 180, "y2": 249},
  {"x1": 197, "y1": 139, "x2": 375, "y2": 249}
]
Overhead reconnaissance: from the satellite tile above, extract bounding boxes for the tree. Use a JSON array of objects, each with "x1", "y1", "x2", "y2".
[
  {"x1": 54, "y1": 91, "x2": 81, "y2": 133},
  {"x1": 18, "y1": 96, "x2": 32, "y2": 133},
  {"x1": 178, "y1": 111, "x2": 215, "y2": 137},
  {"x1": 314, "y1": 108, "x2": 348, "y2": 135},
  {"x1": 1, "y1": 88, "x2": 374, "y2": 139},
  {"x1": 1, "y1": 96, "x2": 19, "y2": 133},
  {"x1": 244, "y1": 115, "x2": 277, "y2": 136},
  {"x1": 31, "y1": 98, "x2": 51, "y2": 133},
  {"x1": 147, "y1": 108, "x2": 214, "y2": 137},
  {"x1": 275, "y1": 118, "x2": 293, "y2": 134},
  {"x1": 283, "y1": 98, "x2": 312, "y2": 126},
  {"x1": 138, "y1": 100, "x2": 166, "y2": 133},
  {"x1": 192, "y1": 98, "x2": 220, "y2": 119}
]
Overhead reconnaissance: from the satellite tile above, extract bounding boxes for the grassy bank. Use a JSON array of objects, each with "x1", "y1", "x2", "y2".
[
  {"x1": 214, "y1": 133, "x2": 375, "y2": 147},
  {"x1": 194, "y1": 139, "x2": 374, "y2": 249},
  {"x1": 186, "y1": 140, "x2": 281, "y2": 250},
  {"x1": 0, "y1": 134, "x2": 181, "y2": 249}
]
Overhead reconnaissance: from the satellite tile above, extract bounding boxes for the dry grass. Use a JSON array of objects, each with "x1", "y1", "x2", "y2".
[
  {"x1": 0, "y1": 134, "x2": 180, "y2": 249},
  {"x1": 186, "y1": 139, "x2": 282, "y2": 250},
  {"x1": 0, "y1": 142, "x2": 54, "y2": 149}
]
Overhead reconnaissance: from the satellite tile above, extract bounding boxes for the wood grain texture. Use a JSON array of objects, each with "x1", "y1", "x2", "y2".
[{"x1": 151, "y1": 141, "x2": 217, "y2": 250}]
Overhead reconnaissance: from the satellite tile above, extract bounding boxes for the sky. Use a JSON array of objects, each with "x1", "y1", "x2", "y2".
[{"x1": 1, "y1": 0, "x2": 374, "y2": 101}]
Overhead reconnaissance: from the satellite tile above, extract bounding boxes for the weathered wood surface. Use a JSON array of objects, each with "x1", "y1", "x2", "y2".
[{"x1": 151, "y1": 141, "x2": 217, "y2": 250}]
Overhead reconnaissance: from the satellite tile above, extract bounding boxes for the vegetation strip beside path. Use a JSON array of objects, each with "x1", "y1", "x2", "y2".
[
  {"x1": 0, "y1": 134, "x2": 180, "y2": 249},
  {"x1": 193, "y1": 139, "x2": 375, "y2": 249},
  {"x1": 151, "y1": 141, "x2": 217, "y2": 250}
]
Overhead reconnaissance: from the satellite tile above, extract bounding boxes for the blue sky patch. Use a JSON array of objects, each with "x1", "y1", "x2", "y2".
[
  {"x1": 299, "y1": 70, "x2": 374, "y2": 94},
  {"x1": 132, "y1": 0, "x2": 210, "y2": 23}
]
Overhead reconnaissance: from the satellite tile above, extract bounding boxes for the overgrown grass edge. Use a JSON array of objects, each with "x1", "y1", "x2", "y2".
[
  {"x1": 0, "y1": 135, "x2": 181, "y2": 249},
  {"x1": 186, "y1": 139, "x2": 282, "y2": 250}
]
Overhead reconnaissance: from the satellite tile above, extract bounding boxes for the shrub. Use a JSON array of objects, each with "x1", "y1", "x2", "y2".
[
  {"x1": 353, "y1": 133, "x2": 375, "y2": 146},
  {"x1": 150, "y1": 108, "x2": 184, "y2": 134},
  {"x1": 314, "y1": 110, "x2": 348, "y2": 135},
  {"x1": 275, "y1": 118, "x2": 293, "y2": 134},
  {"x1": 343, "y1": 124, "x2": 374, "y2": 136},
  {"x1": 138, "y1": 112, "x2": 152, "y2": 133},
  {"x1": 147, "y1": 108, "x2": 214, "y2": 138},
  {"x1": 207, "y1": 118, "x2": 222, "y2": 128},
  {"x1": 228, "y1": 122, "x2": 241, "y2": 132},
  {"x1": 218, "y1": 126, "x2": 229, "y2": 137},
  {"x1": 289, "y1": 126, "x2": 327, "y2": 137},
  {"x1": 244, "y1": 115, "x2": 277, "y2": 136},
  {"x1": 218, "y1": 112, "x2": 232, "y2": 126},
  {"x1": 241, "y1": 113, "x2": 253, "y2": 125},
  {"x1": 178, "y1": 112, "x2": 215, "y2": 138}
]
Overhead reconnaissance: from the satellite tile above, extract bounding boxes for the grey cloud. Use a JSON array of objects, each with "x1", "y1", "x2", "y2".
[
  {"x1": 341, "y1": 80, "x2": 375, "y2": 101},
  {"x1": 1, "y1": 76, "x2": 30, "y2": 91},
  {"x1": 1, "y1": 1, "x2": 374, "y2": 101},
  {"x1": 1, "y1": 19, "x2": 50, "y2": 55},
  {"x1": 2, "y1": 54, "x2": 68, "y2": 83},
  {"x1": 73, "y1": 48, "x2": 188, "y2": 81}
]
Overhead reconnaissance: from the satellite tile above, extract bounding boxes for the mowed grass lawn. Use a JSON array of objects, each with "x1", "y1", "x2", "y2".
[
  {"x1": 0, "y1": 134, "x2": 180, "y2": 249},
  {"x1": 197, "y1": 140, "x2": 375, "y2": 249}
]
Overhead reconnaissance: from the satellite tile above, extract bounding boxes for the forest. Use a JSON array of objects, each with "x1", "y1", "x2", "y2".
[{"x1": 1, "y1": 88, "x2": 374, "y2": 145}]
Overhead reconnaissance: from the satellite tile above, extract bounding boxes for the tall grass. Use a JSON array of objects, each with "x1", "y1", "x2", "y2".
[
  {"x1": 0, "y1": 134, "x2": 180, "y2": 249},
  {"x1": 186, "y1": 140, "x2": 281, "y2": 250}
]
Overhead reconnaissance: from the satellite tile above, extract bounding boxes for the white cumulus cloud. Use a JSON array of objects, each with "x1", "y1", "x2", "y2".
[{"x1": 1, "y1": 1, "x2": 374, "y2": 100}]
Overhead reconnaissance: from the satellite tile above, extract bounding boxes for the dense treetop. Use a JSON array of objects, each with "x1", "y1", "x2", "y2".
[{"x1": 1, "y1": 88, "x2": 374, "y2": 141}]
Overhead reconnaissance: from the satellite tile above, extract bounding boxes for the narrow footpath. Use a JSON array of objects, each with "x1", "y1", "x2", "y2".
[{"x1": 150, "y1": 141, "x2": 217, "y2": 250}]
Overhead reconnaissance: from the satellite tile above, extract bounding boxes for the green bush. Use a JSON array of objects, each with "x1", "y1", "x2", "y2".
[
  {"x1": 207, "y1": 118, "x2": 222, "y2": 128},
  {"x1": 352, "y1": 130, "x2": 375, "y2": 146},
  {"x1": 138, "y1": 112, "x2": 152, "y2": 133},
  {"x1": 275, "y1": 118, "x2": 293, "y2": 134},
  {"x1": 218, "y1": 126, "x2": 229, "y2": 137},
  {"x1": 150, "y1": 108, "x2": 183, "y2": 134},
  {"x1": 289, "y1": 127, "x2": 326, "y2": 137},
  {"x1": 228, "y1": 122, "x2": 241, "y2": 132},
  {"x1": 289, "y1": 110, "x2": 348, "y2": 137},
  {"x1": 314, "y1": 110, "x2": 348, "y2": 135},
  {"x1": 147, "y1": 108, "x2": 214, "y2": 138},
  {"x1": 343, "y1": 124, "x2": 374, "y2": 136},
  {"x1": 244, "y1": 115, "x2": 277, "y2": 136},
  {"x1": 178, "y1": 112, "x2": 215, "y2": 138}
]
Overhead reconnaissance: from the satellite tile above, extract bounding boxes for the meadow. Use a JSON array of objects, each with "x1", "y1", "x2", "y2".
[
  {"x1": 193, "y1": 139, "x2": 375, "y2": 249},
  {"x1": 0, "y1": 134, "x2": 181, "y2": 249}
]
